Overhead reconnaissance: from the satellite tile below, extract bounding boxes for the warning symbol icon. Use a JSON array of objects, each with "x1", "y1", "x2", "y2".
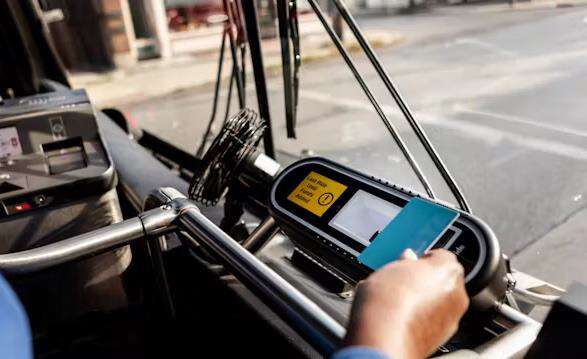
[{"x1": 318, "y1": 192, "x2": 334, "y2": 206}]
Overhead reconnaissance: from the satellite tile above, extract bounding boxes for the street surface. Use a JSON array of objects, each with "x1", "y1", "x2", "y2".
[{"x1": 121, "y1": 5, "x2": 587, "y2": 287}]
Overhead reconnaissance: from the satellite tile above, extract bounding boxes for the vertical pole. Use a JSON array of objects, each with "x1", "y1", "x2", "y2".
[
  {"x1": 147, "y1": 0, "x2": 172, "y2": 59},
  {"x1": 276, "y1": 0, "x2": 295, "y2": 138},
  {"x1": 119, "y1": 0, "x2": 138, "y2": 62},
  {"x1": 241, "y1": 0, "x2": 275, "y2": 158}
]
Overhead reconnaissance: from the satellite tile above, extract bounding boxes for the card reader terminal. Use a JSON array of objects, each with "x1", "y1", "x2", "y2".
[{"x1": 269, "y1": 158, "x2": 508, "y2": 308}]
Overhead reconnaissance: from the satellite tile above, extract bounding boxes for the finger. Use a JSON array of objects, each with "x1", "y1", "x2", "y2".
[
  {"x1": 400, "y1": 248, "x2": 418, "y2": 261},
  {"x1": 424, "y1": 250, "x2": 463, "y2": 272},
  {"x1": 425, "y1": 249, "x2": 458, "y2": 264}
]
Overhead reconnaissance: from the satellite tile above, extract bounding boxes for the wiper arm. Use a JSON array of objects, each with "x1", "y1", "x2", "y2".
[
  {"x1": 328, "y1": 0, "x2": 470, "y2": 212},
  {"x1": 307, "y1": 0, "x2": 437, "y2": 201}
]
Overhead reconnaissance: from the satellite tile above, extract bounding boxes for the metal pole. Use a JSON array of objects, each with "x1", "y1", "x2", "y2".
[
  {"x1": 475, "y1": 304, "x2": 541, "y2": 357},
  {"x1": 306, "y1": 0, "x2": 436, "y2": 199},
  {"x1": 242, "y1": 216, "x2": 279, "y2": 253},
  {"x1": 241, "y1": 0, "x2": 276, "y2": 158},
  {"x1": 178, "y1": 207, "x2": 345, "y2": 355},
  {"x1": 147, "y1": 0, "x2": 172, "y2": 59},
  {"x1": 329, "y1": 0, "x2": 471, "y2": 212},
  {"x1": 0, "y1": 206, "x2": 177, "y2": 275}
]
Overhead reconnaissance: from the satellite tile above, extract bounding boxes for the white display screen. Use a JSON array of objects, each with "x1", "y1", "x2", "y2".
[
  {"x1": 329, "y1": 190, "x2": 402, "y2": 247},
  {"x1": 0, "y1": 127, "x2": 22, "y2": 157}
]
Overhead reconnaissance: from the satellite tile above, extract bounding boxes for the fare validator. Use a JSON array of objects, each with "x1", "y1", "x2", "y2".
[{"x1": 269, "y1": 158, "x2": 507, "y2": 309}]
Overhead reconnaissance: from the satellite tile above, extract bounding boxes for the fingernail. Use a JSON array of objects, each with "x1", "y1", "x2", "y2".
[{"x1": 402, "y1": 249, "x2": 418, "y2": 261}]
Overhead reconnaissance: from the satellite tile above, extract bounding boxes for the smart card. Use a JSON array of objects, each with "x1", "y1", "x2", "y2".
[{"x1": 358, "y1": 197, "x2": 459, "y2": 270}]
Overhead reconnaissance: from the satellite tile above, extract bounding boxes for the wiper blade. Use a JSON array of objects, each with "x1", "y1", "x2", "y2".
[{"x1": 328, "y1": 0, "x2": 471, "y2": 213}]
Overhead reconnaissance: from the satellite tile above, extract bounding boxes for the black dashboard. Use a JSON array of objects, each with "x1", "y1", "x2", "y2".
[{"x1": 0, "y1": 90, "x2": 114, "y2": 218}]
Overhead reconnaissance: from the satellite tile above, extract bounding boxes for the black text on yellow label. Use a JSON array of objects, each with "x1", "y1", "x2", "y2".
[{"x1": 287, "y1": 171, "x2": 347, "y2": 217}]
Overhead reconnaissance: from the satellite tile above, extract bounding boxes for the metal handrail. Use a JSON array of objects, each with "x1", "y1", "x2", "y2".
[
  {"x1": 0, "y1": 209, "x2": 171, "y2": 275},
  {"x1": 0, "y1": 188, "x2": 343, "y2": 355},
  {"x1": 475, "y1": 304, "x2": 541, "y2": 358},
  {"x1": 179, "y1": 204, "x2": 345, "y2": 354},
  {"x1": 0, "y1": 187, "x2": 543, "y2": 358},
  {"x1": 513, "y1": 286, "x2": 561, "y2": 307}
]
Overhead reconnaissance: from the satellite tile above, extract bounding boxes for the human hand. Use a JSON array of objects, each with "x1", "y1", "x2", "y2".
[{"x1": 345, "y1": 249, "x2": 469, "y2": 359}]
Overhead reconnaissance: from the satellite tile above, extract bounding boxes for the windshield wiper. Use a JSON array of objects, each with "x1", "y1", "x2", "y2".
[{"x1": 306, "y1": 0, "x2": 471, "y2": 212}]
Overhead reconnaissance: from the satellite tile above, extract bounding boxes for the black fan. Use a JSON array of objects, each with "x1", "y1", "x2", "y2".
[{"x1": 189, "y1": 108, "x2": 266, "y2": 206}]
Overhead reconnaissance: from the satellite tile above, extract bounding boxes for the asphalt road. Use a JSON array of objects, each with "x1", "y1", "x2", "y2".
[{"x1": 121, "y1": 5, "x2": 587, "y2": 287}]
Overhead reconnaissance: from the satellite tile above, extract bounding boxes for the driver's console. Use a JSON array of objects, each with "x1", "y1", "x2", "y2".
[{"x1": 0, "y1": 90, "x2": 128, "y2": 329}]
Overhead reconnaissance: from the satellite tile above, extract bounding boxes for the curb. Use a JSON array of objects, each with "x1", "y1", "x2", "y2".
[
  {"x1": 77, "y1": 32, "x2": 405, "y2": 108},
  {"x1": 352, "y1": 0, "x2": 587, "y2": 16}
]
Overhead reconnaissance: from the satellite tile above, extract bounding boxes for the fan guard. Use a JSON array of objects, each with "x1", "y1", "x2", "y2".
[{"x1": 188, "y1": 108, "x2": 266, "y2": 206}]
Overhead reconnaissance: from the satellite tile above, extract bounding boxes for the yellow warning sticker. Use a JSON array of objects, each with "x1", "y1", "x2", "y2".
[{"x1": 287, "y1": 171, "x2": 347, "y2": 217}]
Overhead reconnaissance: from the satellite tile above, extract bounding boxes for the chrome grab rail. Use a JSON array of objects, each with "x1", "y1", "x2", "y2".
[
  {"x1": 0, "y1": 206, "x2": 178, "y2": 275},
  {"x1": 0, "y1": 187, "x2": 544, "y2": 357},
  {"x1": 475, "y1": 304, "x2": 541, "y2": 358},
  {"x1": 0, "y1": 187, "x2": 344, "y2": 355},
  {"x1": 178, "y1": 202, "x2": 345, "y2": 353}
]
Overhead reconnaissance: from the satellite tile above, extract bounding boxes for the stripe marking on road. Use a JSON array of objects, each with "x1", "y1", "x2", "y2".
[{"x1": 300, "y1": 90, "x2": 587, "y2": 161}]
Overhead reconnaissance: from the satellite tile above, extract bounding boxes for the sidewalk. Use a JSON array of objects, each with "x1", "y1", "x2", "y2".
[
  {"x1": 355, "y1": 0, "x2": 587, "y2": 14},
  {"x1": 69, "y1": 15, "x2": 403, "y2": 108},
  {"x1": 71, "y1": 0, "x2": 586, "y2": 108},
  {"x1": 456, "y1": 0, "x2": 587, "y2": 12}
]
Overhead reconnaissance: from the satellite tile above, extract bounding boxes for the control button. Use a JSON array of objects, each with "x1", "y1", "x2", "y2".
[
  {"x1": 33, "y1": 195, "x2": 47, "y2": 206},
  {"x1": 0, "y1": 173, "x2": 10, "y2": 180},
  {"x1": 49, "y1": 117, "x2": 67, "y2": 140},
  {"x1": 6, "y1": 202, "x2": 32, "y2": 214},
  {"x1": 52, "y1": 122, "x2": 64, "y2": 133}
]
